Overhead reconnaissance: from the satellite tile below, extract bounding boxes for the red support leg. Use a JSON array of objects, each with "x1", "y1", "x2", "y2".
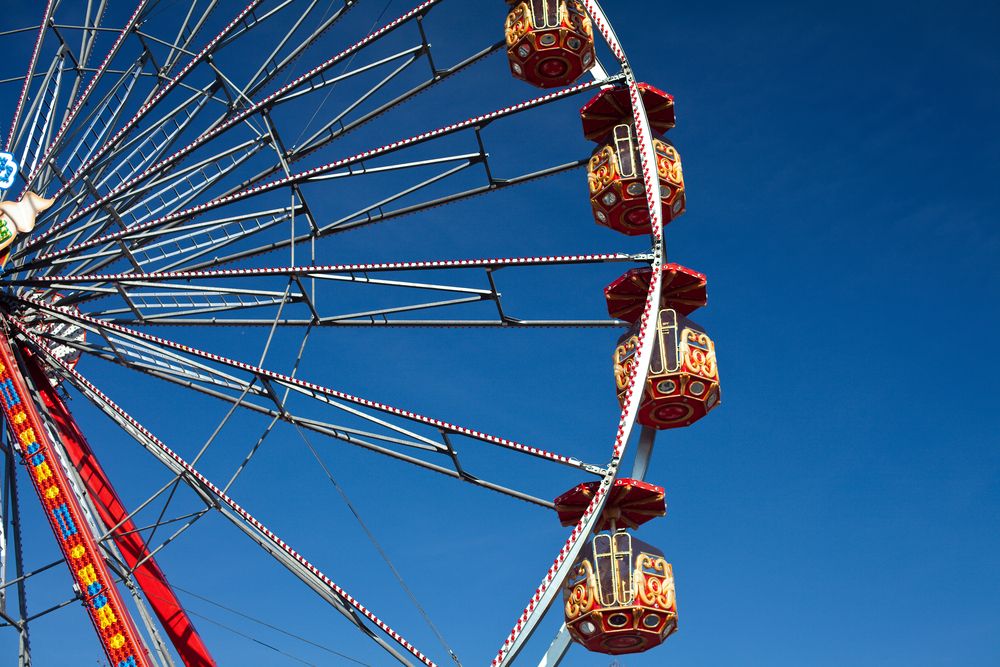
[
  {"x1": 19, "y1": 346, "x2": 216, "y2": 667},
  {"x1": 0, "y1": 332, "x2": 152, "y2": 667}
]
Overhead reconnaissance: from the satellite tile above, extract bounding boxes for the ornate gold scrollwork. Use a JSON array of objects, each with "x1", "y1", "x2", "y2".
[
  {"x1": 588, "y1": 146, "x2": 619, "y2": 194},
  {"x1": 613, "y1": 335, "x2": 639, "y2": 391},
  {"x1": 565, "y1": 560, "x2": 598, "y2": 620},
  {"x1": 654, "y1": 140, "x2": 684, "y2": 187},
  {"x1": 564, "y1": 0, "x2": 593, "y2": 37},
  {"x1": 633, "y1": 555, "x2": 676, "y2": 610},
  {"x1": 680, "y1": 329, "x2": 717, "y2": 379},
  {"x1": 505, "y1": 3, "x2": 532, "y2": 45}
]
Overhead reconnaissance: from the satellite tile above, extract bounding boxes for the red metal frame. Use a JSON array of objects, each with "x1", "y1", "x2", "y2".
[
  {"x1": 0, "y1": 332, "x2": 151, "y2": 667},
  {"x1": 21, "y1": 347, "x2": 215, "y2": 667}
]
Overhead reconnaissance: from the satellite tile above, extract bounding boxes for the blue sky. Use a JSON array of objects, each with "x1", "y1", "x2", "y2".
[{"x1": 1, "y1": 1, "x2": 999, "y2": 666}]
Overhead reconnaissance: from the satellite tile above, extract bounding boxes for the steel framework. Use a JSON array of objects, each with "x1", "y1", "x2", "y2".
[{"x1": 0, "y1": 1, "x2": 673, "y2": 664}]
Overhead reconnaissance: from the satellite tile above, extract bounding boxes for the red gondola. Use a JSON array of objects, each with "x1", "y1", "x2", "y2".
[
  {"x1": 504, "y1": 0, "x2": 596, "y2": 88},
  {"x1": 587, "y1": 124, "x2": 685, "y2": 235},
  {"x1": 556, "y1": 480, "x2": 677, "y2": 654},
  {"x1": 614, "y1": 308, "x2": 721, "y2": 429}
]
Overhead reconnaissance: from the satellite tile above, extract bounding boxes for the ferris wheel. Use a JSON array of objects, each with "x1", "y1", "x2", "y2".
[{"x1": 0, "y1": 1, "x2": 721, "y2": 665}]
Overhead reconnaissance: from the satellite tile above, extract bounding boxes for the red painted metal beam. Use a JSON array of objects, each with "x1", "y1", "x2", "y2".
[
  {"x1": 20, "y1": 346, "x2": 216, "y2": 667},
  {"x1": 0, "y1": 332, "x2": 151, "y2": 667}
]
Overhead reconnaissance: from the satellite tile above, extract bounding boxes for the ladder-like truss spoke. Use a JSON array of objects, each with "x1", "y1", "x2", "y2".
[
  {"x1": 63, "y1": 138, "x2": 269, "y2": 258},
  {"x1": 15, "y1": 0, "x2": 446, "y2": 261},
  {"x1": 25, "y1": 80, "x2": 223, "y2": 245},
  {"x1": 54, "y1": 58, "x2": 147, "y2": 185},
  {"x1": 8, "y1": 0, "x2": 270, "y2": 257},
  {"x1": 10, "y1": 291, "x2": 606, "y2": 478},
  {"x1": 14, "y1": 76, "x2": 613, "y2": 277},
  {"x1": 13, "y1": 48, "x2": 65, "y2": 182},
  {"x1": 19, "y1": 1, "x2": 154, "y2": 195},
  {"x1": 9, "y1": 318, "x2": 439, "y2": 667},
  {"x1": 13, "y1": 253, "x2": 641, "y2": 328},
  {"x1": 4, "y1": 1, "x2": 56, "y2": 153}
]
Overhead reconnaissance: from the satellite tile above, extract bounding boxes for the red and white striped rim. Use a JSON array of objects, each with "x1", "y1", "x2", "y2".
[
  {"x1": 5, "y1": 1, "x2": 674, "y2": 662},
  {"x1": 490, "y1": 0, "x2": 670, "y2": 663}
]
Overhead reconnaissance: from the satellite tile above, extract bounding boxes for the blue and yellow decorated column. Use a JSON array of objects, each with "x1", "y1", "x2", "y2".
[{"x1": 0, "y1": 332, "x2": 151, "y2": 667}]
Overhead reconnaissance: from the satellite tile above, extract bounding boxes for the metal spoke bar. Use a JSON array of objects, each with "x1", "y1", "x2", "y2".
[
  {"x1": 13, "y1": 47, "x2": 65, "y2": 185},
  {"x1": 52, "y1": 147, "x2": 460, "y2": 257},
  {"x1": 27, "y1": 329, "x2": 441, "y2": 450},
  {"x1": 70, "y1": 339, "x2": 558, "y2": 506},
  {"x1": 17, "y1": 0, "x2": 444, "y2": 259},
  {"x1": 15, "y1": 253, "x2": 637, "y2": 286},
  {"x1": 4, "y1": 2, "x2": 56, "y2": 152},
  {"x1": 17, "y1": 0, "x2": 265, "y2": 212},
  {"x1": 272, "y1": 44, "x2": 426, "y2": 107},
  {"x1": 27, "y1": 80, "x2": 222, "y2": 245},
  {"x1": 8, "y1": 319, "x2": 435, "y2": 667},
  {"x1": 237, "y1": 0, "x2": 357, "y2": 98},
  {"x1": 226, "y1": 39, "x2": 506, "y2": 213},
  {"x1": 14, "y1": 253, "x2": 637, "y2": 327},
  {"x1": 30, "y1": 157, "x2": 585, "y2": 279},
  {"x1": 29, "y1": 320, "x2": 572, "y2": 509},
  {"x1": 57, "y1": 138, "x2": 268, "y2": 256},
  {"x1": 11, "y1": 293, "x2": 602, "y2": 480},
  {"x1": 21, "y1": 75, "x2": 613, "y2": 273},
  {"x1": 176, "y1": 159, "x2": 590, "y2": 273},
  {"x1": 19, "y1": 0, "x2": 153, "y2": 195},
  {"x1": 55, "y1": 58, "x2": 147, "y2": 184}
]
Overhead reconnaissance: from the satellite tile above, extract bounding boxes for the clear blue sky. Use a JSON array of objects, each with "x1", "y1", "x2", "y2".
[{"x1": 1, "y1": 1, "x2": 999, "y2": 666}]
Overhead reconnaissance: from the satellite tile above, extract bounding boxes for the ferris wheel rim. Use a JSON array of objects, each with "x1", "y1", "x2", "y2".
[{"x1": 0, "y1": 1, "x2": 675, "y2": 664}]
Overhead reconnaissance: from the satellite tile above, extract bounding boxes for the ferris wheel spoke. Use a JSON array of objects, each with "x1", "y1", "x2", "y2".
[
  {"x1": 155, "y1": 0, "x2": 239, "y2": 75},
  {"x1": 234, "y1": 0, "x2": 362, "y2": 100},
  {"x1": 184, "y1": 157, "x2": 592, "y2": 274},
  {"x1": 186, "y1": 37, "x2": 505, "y2": 229},
  {"x1": 16, "y1": 0, "x2": 445, "y2": 261},
  {"x1": 11, "y1": 48, "x2": 66, "y2": 185},
  {"x1": 4, "y1": 1, "x2": 56, "y2": 154},
  {"x1": 27, "y1": 320, "x2": 562, "y2": 511},
  {"x1": 25, "y1": 152, "x2": 580, "y2": 277},
  {"x1": 9, "y1": 0, "x2": 271, "y2": 259},
  {"x1": 14, "y1": 253, "x2": 640, "y2": 329},
  {"x1": 18, "y1": 0, "x2": 155, "y2": 196},
  {"x1": 12, "y1": 76, "x2": 613, "y2": 279},
  {"x1": 49, "y1": 138, "x2": 453, "y2": 261},
  {"x1": 48, "y1": 137, "x2": 270, "y2": 262},
  {"x1": 19, "y1": 80, "x2": 229, "y2": 263},
  {"x1": 30, "y1": 0, "x2": 271, "y2": 201},
  {"x1": 37, "y1": 332, "x2": 597, "y2": 508},
  {"x1": 9, "y1": 319, "x2": 439, "y2": 667},
  {"x1": 52, "y1": 59, "x2": 148, "y2": 187},
  {"x1": 11, "y1": 291, "x2": 606, "y2": 482}
]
